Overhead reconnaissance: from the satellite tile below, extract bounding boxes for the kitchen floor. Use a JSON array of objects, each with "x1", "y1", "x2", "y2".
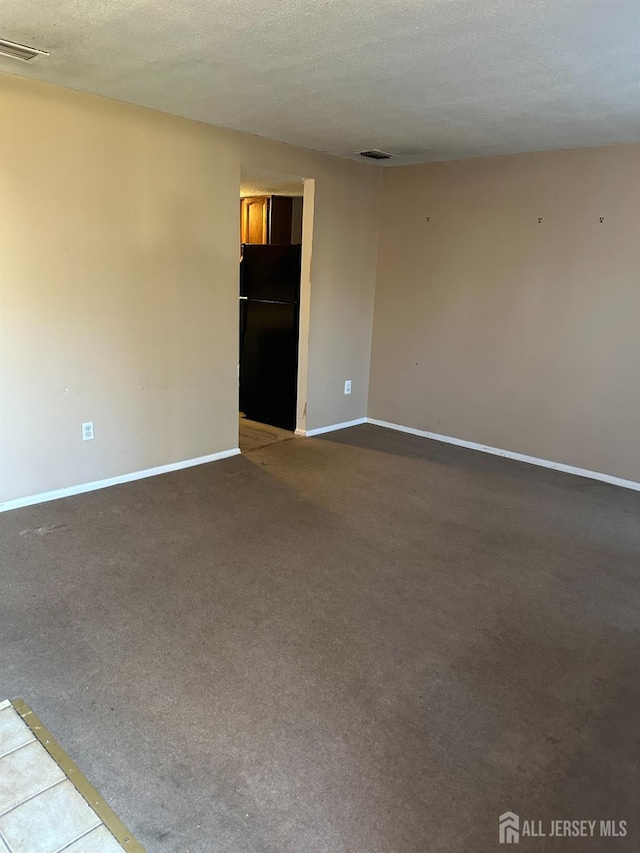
[
  {"x1": 238, "y1": 415, "x2": 294, "y2": 453},
  {"x1": 0, "y1": 424, "x2": 637, "y2": 852},
  {"x1": 0, "y1": 700, "x2": 131, "y2": 852}
]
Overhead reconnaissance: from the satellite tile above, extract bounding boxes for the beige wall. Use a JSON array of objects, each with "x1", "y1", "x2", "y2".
[
  {"x1": 369, "y1": 144, "x2": 640, "y2": 481},
  {"x1": 2, "y1": 73, "x2": 636, "y2": 504},
  {"x1": 0, "y1": 73, "x2": 381, "y2": 504}
]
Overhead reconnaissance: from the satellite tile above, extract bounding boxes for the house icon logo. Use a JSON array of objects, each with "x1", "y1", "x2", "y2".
[{"x1": 499, "y1": 812, "x2": 520, "y2": 844}]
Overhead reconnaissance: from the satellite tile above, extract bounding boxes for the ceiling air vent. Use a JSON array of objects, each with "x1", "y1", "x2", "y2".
[
  {"x1": 359, "y1": 149, "x2": 395, "y2": 161},
  {"x1": 0, "y1": 37, "x2": 49, "y2": 62}
]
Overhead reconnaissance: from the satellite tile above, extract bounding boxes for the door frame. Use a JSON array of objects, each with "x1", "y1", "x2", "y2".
[
  {"x1": 294, "y1": 178, "x2": 314, "y2": 435},
  {"x1": 238, "y1": 170, "x2": 315, "y2": 439}
]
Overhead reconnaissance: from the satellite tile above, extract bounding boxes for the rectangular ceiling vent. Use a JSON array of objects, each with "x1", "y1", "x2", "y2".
[
  {"x1": 359, "y1": 149, "x2": 395, "y2": 161},
  {"x1": 0, "y1": 37, "x2": 49, "y2": 63}
]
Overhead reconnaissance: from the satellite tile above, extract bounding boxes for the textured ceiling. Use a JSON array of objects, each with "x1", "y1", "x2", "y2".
[
  {"x1": 1, "y1": 0, "x2": 639, "y2": 165},
  {"x1": 241, "y1": 167, "x2": 304, "y2": 197}
]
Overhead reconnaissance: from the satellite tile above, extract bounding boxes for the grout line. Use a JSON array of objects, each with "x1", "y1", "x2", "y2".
[
  {"x1": 52, "y1": 820, "x2": 103, "y2": 853},
  {"x1": 11, "y1": 699, "x2": 146, "y2": 851},
  {"x1": 0, "y1": 736, "x2": 37, "y2": 761},
  {"x1": 0, "y1": 777, "x2": 67, "y2": 819},
  {"x1": 0, "y1": 701, "x2": 10, "y2": 712},
  {"x1": 0, "y1": 828, "x2": 11, "y2": 853}
]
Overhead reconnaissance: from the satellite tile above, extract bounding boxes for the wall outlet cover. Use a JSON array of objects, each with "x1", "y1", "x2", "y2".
[{"x1": 82, "y1": 422, "x2": 94, "y2": 441}]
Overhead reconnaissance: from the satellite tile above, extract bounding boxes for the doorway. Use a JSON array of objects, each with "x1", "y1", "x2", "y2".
[{"x1": 238, "y1": 167, "x2": 311, "y2": 453}]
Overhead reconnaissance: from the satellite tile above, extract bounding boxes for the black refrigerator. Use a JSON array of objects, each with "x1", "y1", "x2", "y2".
[{"x1": 239, "y1": 244, "x2": 302, "y2": 430}]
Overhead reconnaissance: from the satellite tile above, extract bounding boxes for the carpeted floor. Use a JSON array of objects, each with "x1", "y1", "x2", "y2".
[{"x1": 0, "y1": 424, "x2": 638, "y2": 852}]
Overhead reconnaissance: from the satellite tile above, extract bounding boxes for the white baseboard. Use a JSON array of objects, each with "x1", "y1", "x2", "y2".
[
  {"x1": 0, "y1": 448, "x2": 241, "y2": 514},
  {"x1": 366, "y1": 418, "x2": 640, "y2": 492},
  {"x1": 296, "y1": 417, "x2": 367, "y2": 438},
  {"x1": 5, "y1": 416, "x2": 636, "y2": 513}
]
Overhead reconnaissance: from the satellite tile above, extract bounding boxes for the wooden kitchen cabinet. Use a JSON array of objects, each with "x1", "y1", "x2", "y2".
[
  {"x1": 241, "y1": 196, "x2": 269, "y2": 244},
  {"x1": 240, "y1": 195, "x2": 301, "y2": 244}
]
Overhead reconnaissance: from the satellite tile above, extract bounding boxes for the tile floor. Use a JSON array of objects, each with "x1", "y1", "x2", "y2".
[
  {"x1": 0, "y1": 700, "x2": 124, "y2": 852},
  {"x1": 238, "y1": 416, "x2": 295, "y2": 453}
]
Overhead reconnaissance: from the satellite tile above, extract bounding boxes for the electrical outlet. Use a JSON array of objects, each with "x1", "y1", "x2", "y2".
[
  {"x1": 344, "y1": 380, "x2": 352, "y2": 395},
  {"x1": 82, "y1": 421, "x2": 94, "y2": 441}
]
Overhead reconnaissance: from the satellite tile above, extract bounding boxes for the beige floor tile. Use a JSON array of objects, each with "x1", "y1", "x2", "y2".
[
  {"x1": 0, "y1": 780, "x2": 101, "y2": 853},
  {"x1": 0, "y1": 741, "x2": 65, "y2": 814},
  {"x1": 63, "y1": 824, "x2": 124, "y2": 852},
  {"x1": 239, "y1": 417, "x2": 294, "y2": 452},
  {"x1": 0, "y1": 708, "x2": 35, "y2": 759}
]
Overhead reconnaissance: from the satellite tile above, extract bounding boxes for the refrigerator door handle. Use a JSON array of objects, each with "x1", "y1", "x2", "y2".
[
  {"x1": 239, "y1": 300, "x2": 248, "y2": 346},
  {"x1": 245, "y1": 298, "x2": 297, "y2": 306}
]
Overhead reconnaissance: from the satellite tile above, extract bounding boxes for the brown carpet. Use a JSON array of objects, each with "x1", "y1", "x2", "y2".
[{"x1": 0, "y1": 424, "x2": 638, "y2": 852}]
